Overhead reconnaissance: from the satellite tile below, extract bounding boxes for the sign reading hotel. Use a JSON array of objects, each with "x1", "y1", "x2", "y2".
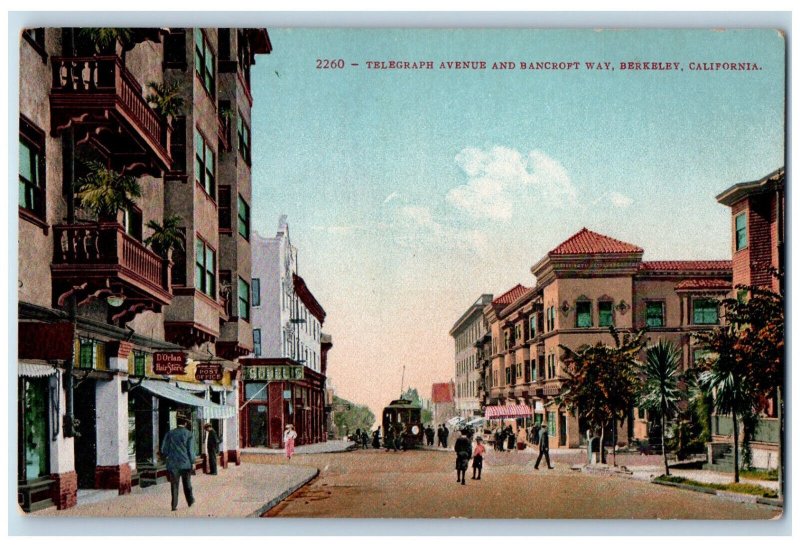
[
  {"x1": 244, "y1": 365, "x2": 304, "y2": 381},
  {"x1": 153, "y1": 352, "x2": 187, "y2": 375},
  {"x1": 195, "y1": 363, "x2": 223, "y2": 381}
]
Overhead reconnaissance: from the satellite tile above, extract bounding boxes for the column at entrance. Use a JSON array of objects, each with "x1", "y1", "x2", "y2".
[
  {"x1": 95, "y1": 344, "x2": 132, "y2": 494},
  {"x1": 50, "y1": 372, "x2": 77, "y2": 509}
]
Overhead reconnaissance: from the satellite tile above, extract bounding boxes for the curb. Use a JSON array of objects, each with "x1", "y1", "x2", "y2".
[
  {"x1": 651, "y1": 478, "x2": 783, "y2": 508},
  {"x1": 249, "y1": 467, "x2": 320, "y2": 518}
]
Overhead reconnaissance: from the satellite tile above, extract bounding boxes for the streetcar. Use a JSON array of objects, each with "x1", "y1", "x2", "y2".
[{"x1": 381, "y1": 398, "x2": 424, "y2": 448}]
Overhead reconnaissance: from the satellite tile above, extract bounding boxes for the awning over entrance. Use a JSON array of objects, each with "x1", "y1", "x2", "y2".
[
  {"x1": 18, "y1": 361, "x2": 58, "y2": 378},
  {"x1": 485, "y1": 404, "x2": 532, "y2": 419},
  {"x1": 139, "y1": 379, "x2": 234, "y2": 419}
]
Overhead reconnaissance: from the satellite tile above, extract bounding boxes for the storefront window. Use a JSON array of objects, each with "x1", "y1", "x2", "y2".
[
  {"x1": 547, "y1": 412, "x2": 556, "y2": 438},
  {"x1": 245, "y1": 382, "x2": 268, "y2": 400},
  {"x1": 21, "y1": 378, "x2": 49, "y2": 480}
]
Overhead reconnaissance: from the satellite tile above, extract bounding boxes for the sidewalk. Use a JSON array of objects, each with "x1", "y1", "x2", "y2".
[
  {"x1": 242, "y1": 439, "x2": 354, "y2": 455},
  {"x1": 626, "y1": 465, "x2": 779, "y2": 490},
  {"x1": 33, "y1": 462, "x2": 318, "y2": 518}
]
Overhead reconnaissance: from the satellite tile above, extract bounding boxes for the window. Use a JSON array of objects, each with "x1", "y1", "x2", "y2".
[
  {"x1": 195, "y1": 238, "x2": 216, "y2": 297},
  {"x1": 237, "y1": 195, "x2": 250, "y2": 239},
  {"x1": 504, "y1": 331, "x2": 511, "y2": 350},
  {"x1": 693, "y1": 298, "x2": 719, "y2": 325},
  {"x1": 547, "y1": 354, "x2": 556, "y2": 379},
  {"x1": 598, "y1": 301, "x2": 614, "y2": 327},
  {"x1": 693, "y1": 348, "x2": 712, "y2": 366},
  {"x1": 122, "y1": 206, "x2": 143, "y2": 241},
  {"x1": 529, "y1": 314, "x2": 537, "y2": 339},
  {"x1": 218, "y1": 186, "x2": 231, "y2": 230},
  {"x1": 169, "y1": 117, "x2": 187, "y2": 173},
  {"x1": 238, "y1": 277, "x2": 250, "y2": 320},
  {"x1": 252, "y1": 278, "x2": 261, "y2": 307},
  {"x1": 735, "y1": 212, "x2": 748, "y2": 251},
  {"x1": 245, "y1": 382, "x2": 267, "y2": 400},
  {"x1": 515, "y1": 324, "x2": 522, "y2": 344},
  {"x1": 645, "y1": 301, "x2": 665, "y2": 328},
  {"x1": 194, "y1": 128, "x2": 215, "y2": 197},
  {"x1": 133, "y1": 351, "x2": 146, "y2": 377},
  {"x1": 237, "y1": 113, "x2": 251, "y2": 165},
  {"x1": 169, "y1": 227, "x2": 187, "y2": 286},
  {"x1": 546, "y1": 306, "x2": 555, "y2": 332},
  {"x1": 576, "y1": 301, "x2": 592, "y2": 328},
  {"x1": 253, "y1": 329, "x2": 262, "y2": 357},
  {"x1": 19, "y1": 117, "x2": 45, "y2": 219},
  {"x1": 78, "y1": 338, "x2": 98, "y2": 369},
  {"x1": 547, "y1": 412, "x2": 556, "y2": 437},
  {"x1": 505, "y1": 367, "x2": 512, "y2": 385},
  {"x1": 194, "y1": 29, "x2": 215, "y2": 96},
  {"x1": 530, "y1": 359, "x2": 538, "y2": 382}
]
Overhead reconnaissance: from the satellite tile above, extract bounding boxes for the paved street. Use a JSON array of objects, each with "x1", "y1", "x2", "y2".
[{"x1": 243, "y1": 448, "x2": 780, "y2": 520}]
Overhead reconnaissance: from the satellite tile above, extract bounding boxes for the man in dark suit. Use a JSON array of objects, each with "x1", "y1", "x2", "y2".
[
  {"x1": 161, "y1": 418, "x2": 196, "y2": 510},
  {"x1": 204, "y1": 423, "x2": 221, "y2": 475},
  {"x1": 534, "y1": 424, "x2": 554, "y2": 470}
]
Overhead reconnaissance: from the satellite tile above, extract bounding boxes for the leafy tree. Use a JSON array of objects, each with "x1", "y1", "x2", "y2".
[
  {"x1": 145, "y1": 80, "x2": 184, "y2": 120},
  {"x1": 75, "y1": 161, "x2": 141, "y2": 221},
  {"x1": 401, "y1": 387, "x2": 432, "y2": 424},
  {"x1": 332, "y1": 395, "x2": 375, "y2": 438},
  {"x1": 638, "y1": 339, "x2": 682, "y2": 476},
  {"x1": 77, "y1": 28, "x2": 134, "y2": 54},
  {"x1": 559, "y1": 326, "x2": 646, "y2": 465}
]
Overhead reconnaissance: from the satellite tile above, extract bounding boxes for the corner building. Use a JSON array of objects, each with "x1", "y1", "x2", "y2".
[
  {"x1": 449, "y1": 294, "x2": 493, "y2": 420},
  {"x1": 484, "y1": 228, "x2": 731, "y2": 448},
  {"x1": 17, "y1": 27, "x2": 271, "y2": 512}
]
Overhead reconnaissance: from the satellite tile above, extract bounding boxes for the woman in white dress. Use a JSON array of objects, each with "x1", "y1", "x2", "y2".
[{"x1": 283, "y1": 424, "x2": 298, "y2": 460}]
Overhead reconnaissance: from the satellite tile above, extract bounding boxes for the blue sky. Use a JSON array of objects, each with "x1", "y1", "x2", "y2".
[{"x1": 249, "y1": 28, "x2": 784, "y2": 416}]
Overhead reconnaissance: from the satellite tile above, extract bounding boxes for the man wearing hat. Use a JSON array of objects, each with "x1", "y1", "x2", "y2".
[
  {"x1": 160, "y1": 417, "x2": 196, "y2": 511},
  {"x1": 534, "y1": 423, "x2": 554, "y2": 470}
]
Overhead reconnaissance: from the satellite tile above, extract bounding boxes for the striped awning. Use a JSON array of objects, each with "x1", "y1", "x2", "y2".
[
  {"x1": 140, "y1": 379, "x2": 235, "y2": 419},
  {"x1": 18, "y1": 362, "x2": 58, "y2": 378},
  {"x1": 485, "y1": 404, "x2": 532, "y2": 419}
]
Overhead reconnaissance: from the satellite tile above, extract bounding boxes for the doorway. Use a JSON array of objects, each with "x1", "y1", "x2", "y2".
[
  {"x1": 73, "y1": 379, "x2": 97, "y2": 489},
  {"x1": 247, "y1": 404, "x2": 267, "y2": 447}
]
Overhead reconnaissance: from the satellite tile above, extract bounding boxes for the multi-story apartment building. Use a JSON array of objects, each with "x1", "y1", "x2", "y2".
[
  {"x1": 239, "y1": 217, "x2": 329, "y2": 448},
  {"x1": 449, "y1": 294, "x2": 493, "y2": 419},
  {"x1": 714, "y1": 167, "x2": 784, "y2": 468},
  {"x1": 483, "y1": 228, "x2": 731, "y2": 448},
  {"x1": 17, "y1": 27, "x2": 270, "y2": 512}
]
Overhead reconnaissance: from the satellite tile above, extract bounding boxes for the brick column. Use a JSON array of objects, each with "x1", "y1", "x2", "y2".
[
  {"x1": 95, "y1": 343, "x2": 132, "y2": 495},
  {"x1": 50, "y1": 371, "x2": 77, "y2": 509}
]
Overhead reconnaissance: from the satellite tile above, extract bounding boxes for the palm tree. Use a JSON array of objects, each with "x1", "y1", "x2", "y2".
[
  {"x1": 77, "y1": 28, "x2": 134, "y2": 54},
  {"x1": 696, "y1": 325, "x2": 754, "y2": 483},
  {"x1": 145, "y1": 80, "x2": 184, "y2": 121},
  {"x1": 143, "y1": 215, "x2": 185, "y2": 259},
  {"x1": 75, "y1": 161, "x2": 141, "y2": 221},
  {"x1": 638, "y1": 339, "x2": 682, "y2": 476}
]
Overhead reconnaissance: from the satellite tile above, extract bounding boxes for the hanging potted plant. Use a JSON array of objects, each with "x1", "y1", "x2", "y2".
[
  {"x1": 145, "y1": 80, "x2": 184, "y2": 125},
  {"x1": 75, "y1": 160, "x2": 142, "y2": 223}
]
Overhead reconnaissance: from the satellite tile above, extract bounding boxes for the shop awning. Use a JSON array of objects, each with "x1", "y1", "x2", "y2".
[
  {"x1": 140, "y1": 379, "x2": 235, "y2": 419},
  {"x1": 18, "y1": 361, "x2": 58, "y2": 378},
  {"x1": 485, "y1": 404, "x2": 532, "y2": 419}
]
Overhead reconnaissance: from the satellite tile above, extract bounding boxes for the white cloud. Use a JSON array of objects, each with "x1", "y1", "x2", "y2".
[
  {"x1": 311, "y1": 224, "x2": 364, "y2": 235},
  {"x1": 383, "y1": 191, "x2": 401, "y2": 204},
  {"x1": 397, "y1": 205, "x2": 487, "y2": 254},
  {"x1": 446, "y1": 146, "x2": 577, "y2": 220},
  {"x1": 609, "y1": 191, "x2": 633, "y2": 208}
]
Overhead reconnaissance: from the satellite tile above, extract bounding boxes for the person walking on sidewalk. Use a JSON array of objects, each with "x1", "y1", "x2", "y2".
[
  {"x1": 454, "y1": 429, "x2": 472, "y2": 485},
  {"x1": 203, "y1": 423, "x2": 221, "y2": 475},
  {"x1": 534, "y1": 424, "x2": 554, "y2": 470},
  {"x1": 442, "y1": 425, "x2": 450, "y2": 448},
  {"x1": 472, "y1": 437, "x2": 486, "y2": 480},
  {"x1": 160, "y1": 418, "x2": 196, "y2": 511},
  {"x1": 283, "y1": 424, "x2": 298, "y2": 461}
]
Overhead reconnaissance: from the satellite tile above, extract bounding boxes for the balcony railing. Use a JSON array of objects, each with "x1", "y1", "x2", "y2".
[
  {"x1": 50, "y1": 55, "x2": 172, "y2": 174},
  {"x1": 52, "y1": 222, "x2": 171, "y2": 306}
]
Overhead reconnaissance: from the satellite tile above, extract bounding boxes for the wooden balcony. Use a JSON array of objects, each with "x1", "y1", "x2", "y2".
[
  {"x1": 49, "y1": 55, "x2": 172, "y2": 177},
  {"x1": 51, "y1": 222, "x2": 172, "y2": 324}
]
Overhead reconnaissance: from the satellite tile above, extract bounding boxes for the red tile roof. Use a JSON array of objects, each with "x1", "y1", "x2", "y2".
[
  {"x1": 491, "y1": 284, "x2": 530, "y2": 306},
  {"x1": 675, "y1": 278, "x2": 732, "y2": 291},
  {"x1": 549, "y1": 228, "x2": 643, "y2": 255},
  {"x1": 640, "y1": 260, "x2": 732, "y2": 272},
  {"x1": 431, "y1": 382, "x2": 454, "y2": 403}
]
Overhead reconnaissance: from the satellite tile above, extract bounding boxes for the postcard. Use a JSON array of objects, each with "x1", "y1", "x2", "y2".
[{"x1": 15, "y1": 25, "x2": 785, "y2": 521}]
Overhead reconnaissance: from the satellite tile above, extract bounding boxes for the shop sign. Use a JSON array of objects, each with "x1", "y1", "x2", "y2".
[
  {"x1": 243, "y1": 365, "x2": 304, "y2": 381},
  {"x1": 153, "y1": 352, "x2": 187, "y2": 375},
  {"x1": 195, "y1": 363, "x2": 223, "y2": 381}
]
